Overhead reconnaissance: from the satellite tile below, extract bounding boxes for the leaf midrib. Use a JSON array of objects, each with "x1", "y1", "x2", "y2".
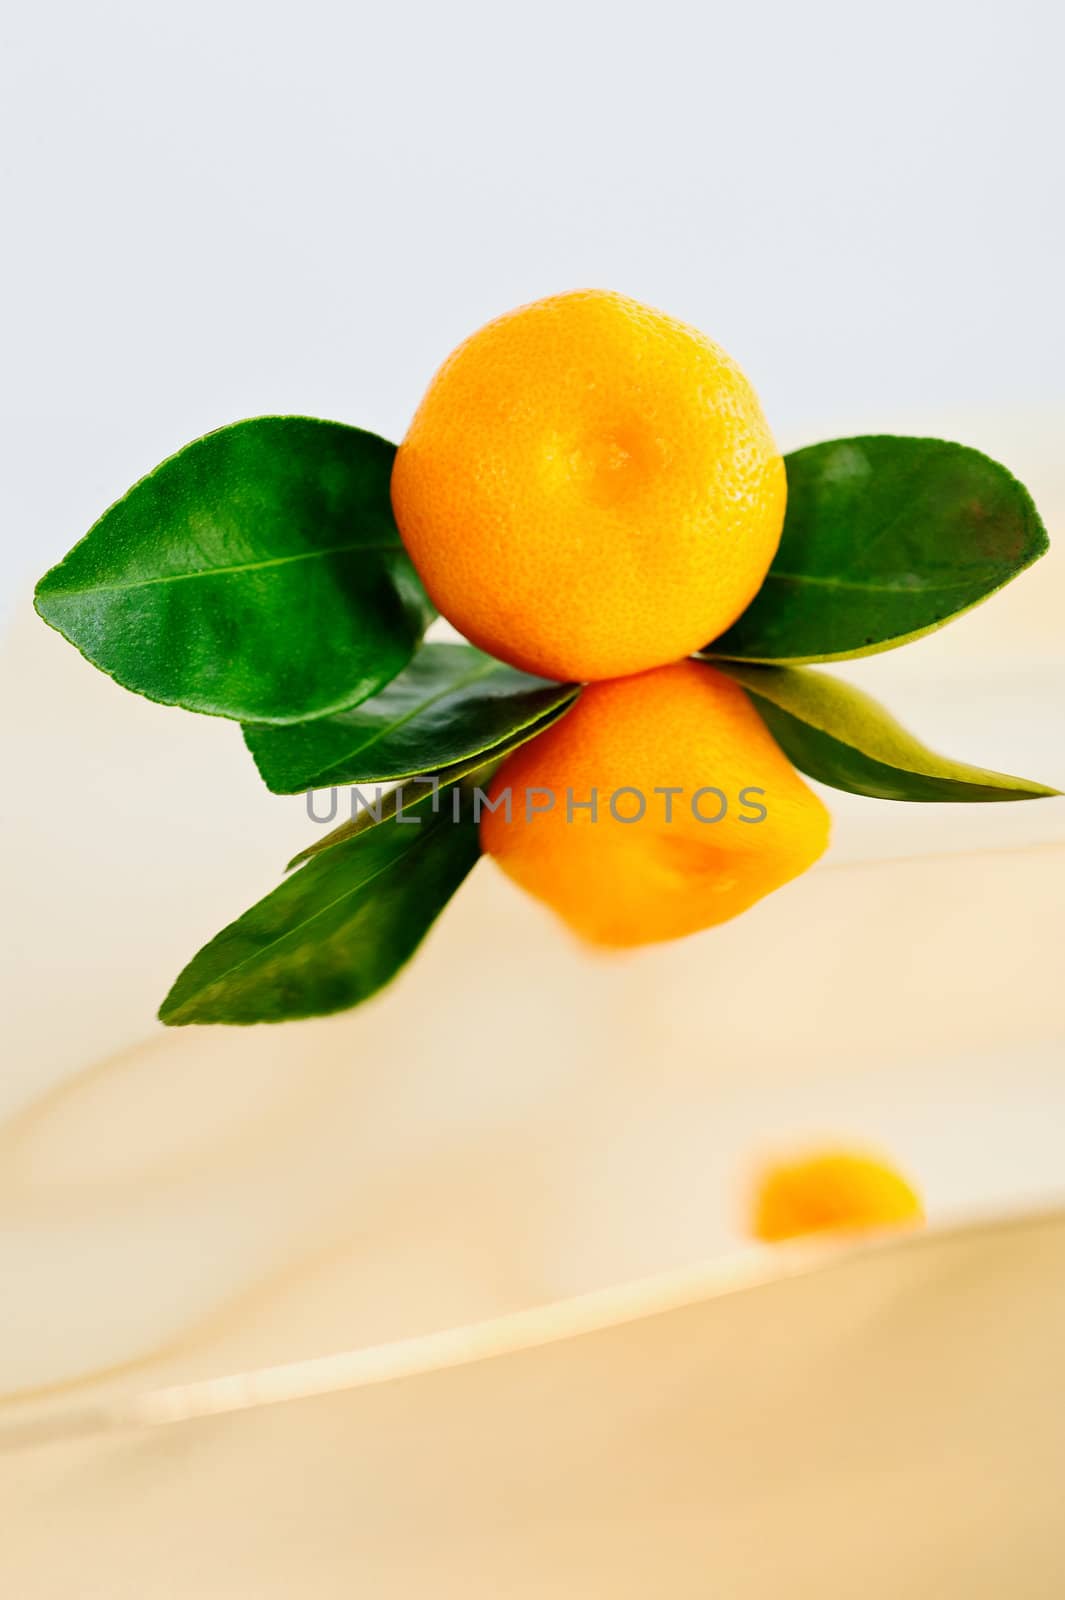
[
  {"x1": 748, "y1": 687, "x2": 1044, "y2": 793},
  {"x1": 304, "y1": 657, "x2": 505, "y2": 785},
  {"x1": 41, "y1": 539, "x2": 405, "y2": 598},
  {"x1": 760, "y1": 568, "x2": 1004, "y2": 596},
  {"x1": 168, "y1": 819, "x2": 447, "y2": 1013}
]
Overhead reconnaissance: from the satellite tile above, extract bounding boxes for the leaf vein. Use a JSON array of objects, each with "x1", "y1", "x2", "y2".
[
  {"x1": 762, "y1": 569, "x2": 1001, "y2": 596},
  {"x1": 309, "y1": 659, "x2": 503, "y2": 784},
  {"x1": 171, "y1": 821, "x2": 446, "y2": 1010},
  {"x1": 44, "y1": 540, "x2": 405, "y2": 596}
]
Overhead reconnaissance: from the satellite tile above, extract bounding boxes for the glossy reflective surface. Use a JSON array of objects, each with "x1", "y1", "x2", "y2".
[
  {"x1": 2, "y1": 458, "x2": 1064, "y2": 1590},
  {"x1": 4, "y1": 1211, "x2": 1065, "y2": 1596}
]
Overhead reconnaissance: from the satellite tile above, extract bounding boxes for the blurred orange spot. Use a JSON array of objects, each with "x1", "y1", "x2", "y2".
[{"x1": 750, "y1": 1147, "x2": 925, "y2": 1243}]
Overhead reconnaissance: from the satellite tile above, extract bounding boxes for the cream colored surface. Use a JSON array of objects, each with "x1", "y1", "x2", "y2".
[
  {"x1": 1, "y1": 421, "x2": 1064, "y2": 1592},
  {"x1": 3, "y1": 1214, "x2": 1065, "y2": 1597}
]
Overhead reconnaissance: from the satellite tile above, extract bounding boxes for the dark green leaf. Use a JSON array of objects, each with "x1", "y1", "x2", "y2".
[
  {"x1": 287, "y1": 753, "x2": 499, "y2": 871},
  {"x1": 285, "y1": 693, "x2": 581, "y2": 870},
  {"x1": 720, "y1": 662, "x2": 1059, "y2": 802},
  {"x1": 159, "y1": 786, "x2": 480, "y2": 1026},
  {"x1": 711, "y1": 437, "x2": 1048, "y2": 663},
  {"x1": 35, "y1": 417, "x2": 434, "y2": 724},
  {"x1": 243, "y1": 641, "x2": 578, "y2": 793}
]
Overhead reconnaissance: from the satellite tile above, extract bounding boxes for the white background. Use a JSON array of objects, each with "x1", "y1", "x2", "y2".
[{"x1": 1, "y1": 0, "x2": 1062, "y2": 620}]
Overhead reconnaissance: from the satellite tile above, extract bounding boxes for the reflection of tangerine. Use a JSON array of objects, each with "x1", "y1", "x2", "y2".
[
  {"x1": 479, "y1": 660, "x2": 829, "y2": 948},
  {"x1": 751, "y1": 1149, "x2": 925, "y2": 1242},
  {"x1": 391, "y1": 290, "x2": 785, "y2": 682}
]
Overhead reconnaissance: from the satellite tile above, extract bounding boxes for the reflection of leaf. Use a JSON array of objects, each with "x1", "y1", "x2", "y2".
[
  {"x1": 286, "y1": 694, "x2": 580, "y2": 870},
  {"x1": 711, "y1": 436, "x2": 1049, "y2": 663},
  {"x1": 244, "y1": 642, "x2": 578, "y2": 793},
  {"x1": 35, "y1": 418, "x2": 433, "y2": 724},
  {"x1": 160, "y1": 797, "x2": 479, "y2": 1026},
  {"x1": 287, "y1": 755, "x2": 492, "y2": 870},
  {"x1": 720, "y1": 662, "x2": 1059, "y2": 802}
]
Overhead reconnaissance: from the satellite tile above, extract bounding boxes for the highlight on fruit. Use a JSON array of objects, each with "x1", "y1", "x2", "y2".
[
  {"x1": 391, "y1": 290, "x2": 786, "y2": 682},
  {"x1": 33, "y1": 289, "x2": 1057, "y2": 1025}
]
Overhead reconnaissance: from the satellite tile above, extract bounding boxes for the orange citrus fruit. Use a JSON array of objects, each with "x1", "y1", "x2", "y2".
[
  {"x1": 391, "y1": 289, "x2": 785, "y2": 682},
  {"x1": 750, "y1": 1148, "x2": 925, "y2": 1243},
  {"x1": 479, "y1": 660, "x2": 829, "y2": 947}
]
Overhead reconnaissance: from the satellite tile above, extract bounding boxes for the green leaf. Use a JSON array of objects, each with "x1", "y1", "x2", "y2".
[
  {"x1": 719, "y1": 661, "x2": 1060, "y2": 802},
  {"x1": 285, "y1": 694, "x2": 581, "y2": 870},
  {"x1": 35, "y1": 417, "x2": 434, "y2": 724},
  {"x1": 242, "y1": 641, "x2": 578, "y2": 793},
  {"x1": 710, "y1": 436, "x2": 1049, "y2": 663},
  {"x1": 159, "y1": 785, "x2": 480, "y2": 1026}
]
